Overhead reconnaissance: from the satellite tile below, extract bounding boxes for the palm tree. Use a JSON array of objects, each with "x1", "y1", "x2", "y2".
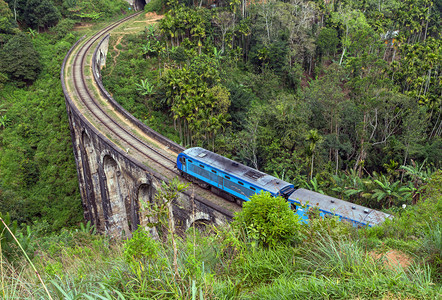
[
  {"x1": 400, "y1": 160, "x2": 433, "y2": 204},
  {"x1": 371, "y1": 175, "x2": 412, "y2": 208},
  {"x1": 343, "y1": 169, "x2": 373, "y2": 205},
  {"x1": 305, "y1": 177, "x2": 324, "y2": 194}
]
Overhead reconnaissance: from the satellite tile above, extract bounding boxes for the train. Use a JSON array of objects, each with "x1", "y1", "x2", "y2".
[{"x1": 176, "y1": 147, "x2": 392, "y2": 227}]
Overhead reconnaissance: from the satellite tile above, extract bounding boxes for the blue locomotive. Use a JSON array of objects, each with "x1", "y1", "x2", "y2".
[{"x1": 177, "y1": 147, "x2": 392, "y2": 227}]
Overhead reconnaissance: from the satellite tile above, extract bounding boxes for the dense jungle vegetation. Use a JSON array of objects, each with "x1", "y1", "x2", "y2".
[
  {"x1": 103, "y1": 0, "x2": 441, "y2": 212},
  {"x1": 0, "y1": 0, "x2": 132, "y2": 229},
  {"x1": 0, "y1": 0, "x2": 441, "y2": 298}
]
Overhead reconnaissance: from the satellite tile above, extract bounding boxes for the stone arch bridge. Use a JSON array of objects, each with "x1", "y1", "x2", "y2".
[{"x1": 61, "y1": 14, "x2": 236, "y2": 238}]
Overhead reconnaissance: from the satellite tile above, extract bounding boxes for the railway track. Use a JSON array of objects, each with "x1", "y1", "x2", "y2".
[{"x1": 62, "y1": 13, "x2": 241, "y2": 217}]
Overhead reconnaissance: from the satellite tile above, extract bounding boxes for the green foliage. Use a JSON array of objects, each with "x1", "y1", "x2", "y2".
[
  {"x1": 0, "y1": 32, "x2": 41, "y2": 85},
  {"x1": 303, "y1": 215, "x2": 354, "y2": 242},
  {"x1": 316, "y1": 27, "x2": 339, "y2": 57},
  {"x1": 160, "y1": 59, "x2": 231, "y2": 147},
  {"x1": 78, "y1": 221, "x2": 96, "y2": 235},
  {"x1": 0, "y1": 212, "x2": 33, "y2": 262},
  {"x1": 250, "y1": 264, "x2": 437, "y2": 299},
  {"x1": 50, "y1": 18, "x2": 75, "y2": 39},
  {"x1": 0, "y1": 212, "x2": 19, "y2": 259},
  {"x1": 23, "y1": 0, "x2": 61, "y2": 30},
  {"x1": 1, "y1": 221, "x2": 441, "y2": 299},
  {"x1": 229, "y1": 245, "x2": 300, "y2": 286},
  {"x1": 301, "y1": 235, "x2": 377, "y2": 278},
  {"x1": 63, "y1": 0, "x2": 129, "y2": 20},
  {"x1": 232, "y1": 192, "x2": 301, "y2": 247},
  {"x1": 144, "y1": 0, "x2": 164, "y2": 13},
  {"x1": 123, "y1": 227, "x2": 160, "y2": 266},
  {"x1": 371, "y1": 174, "x2": 412, "y2": 208},
  {"x1": 135, "y1": 78, "x2": 154, "y2": 96},
  {"x1": 0, "y1": 0, "x2": 16, "y2": 34},
  {"x1": 372, "y1": 171, "x2": 441, "y2": 241},
  {"x1": 421, "y1": 222, "x2": 442, "y2": 280},
  {"x1": 390, "y1": 37, "x2": 441, "y2": 109},
  {"x1": 0, "y1": 31, "x2": 82, "y2": 230}
]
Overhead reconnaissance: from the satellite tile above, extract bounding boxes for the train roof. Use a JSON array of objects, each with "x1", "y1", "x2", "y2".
[
  {"x1": 288, "y1": 188, "x2": 392, "y2": 226},
  {"x1": 182, "y1": 147, "x2": 293, "y2": 194}
]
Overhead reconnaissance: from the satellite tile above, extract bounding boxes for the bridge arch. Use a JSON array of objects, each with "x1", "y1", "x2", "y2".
[{"x1": 185, "y1": 212, "x2": 212, "y2": 231}]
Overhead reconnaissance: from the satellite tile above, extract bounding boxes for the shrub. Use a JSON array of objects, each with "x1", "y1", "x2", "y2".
[
  {"x1": 50, "y1": 18, "x2": 75, "y2": 39},
  {"x1": 123, "y1": 227, "x2": 160, "y2": 266},
  {"x1": 144, "y1": 0, "x2": 165, "y2": 13},
  {"x1": 0, "y1": 33, "x2": 41, "y2": 85},
  {"x1": 232, "y1": 192, "x2": 301, "y2": 247}
]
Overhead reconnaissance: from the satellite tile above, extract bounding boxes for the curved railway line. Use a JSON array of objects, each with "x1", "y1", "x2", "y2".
[{"x1": 62, "y1": 13, "x2": 241, "y2": 220}]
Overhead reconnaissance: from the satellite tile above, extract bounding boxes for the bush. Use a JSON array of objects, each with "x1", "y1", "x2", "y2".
[
  {"x1": 50, "y1": 18, "x2": 75, "y2": 39},
  {"x1": 0, "y1": 33, "x2": 41, "y2": 85},
  {"x1": 144, "y1": 0, "x2": 165, "y2": 13},
  {"x1": 232, "y1": 192, "x2": 301, "y2": 247},
  {"x1": 123, "y1": 227, "x2": 160, "y2": 266}
]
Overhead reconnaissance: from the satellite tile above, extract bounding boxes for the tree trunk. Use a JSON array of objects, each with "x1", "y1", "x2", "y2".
[
  {"x1": 167, "y1": 201, "x2": 179, "y2": 278},
  {"x1": 339, "y1": 47, "x2": 346, "y2": 65},
  {"x1": 310, "y1": 155, "x2": 314, "y2": 181},
  {"x1": 354, "y1": 113, "x2": 367, "y2": 177}
]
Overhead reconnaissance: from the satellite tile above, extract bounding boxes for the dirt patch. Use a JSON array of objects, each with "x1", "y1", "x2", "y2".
[
  {"x1": 131, "y1": 12, "x2": 164, "y2": 24},
  {"x1": 107, "y1": 35, "x2": 125, "y2": 76},
  {"x1": 74, "y1": 23, "x2": 93, "y2": 30},
  {"x1": 107, "y1": 12, "x2": 164, "y2": 73},
  {"x1": 371, "y1": 250, "x2": 412, "y2": 270},
  {"x1": 145, "y1": 12, "x2": 159, "y2": 18}
]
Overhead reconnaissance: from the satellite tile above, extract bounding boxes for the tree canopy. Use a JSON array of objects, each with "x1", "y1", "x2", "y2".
[{"x1": 0, "y1": 32, "x2": 40, "y2": 84}]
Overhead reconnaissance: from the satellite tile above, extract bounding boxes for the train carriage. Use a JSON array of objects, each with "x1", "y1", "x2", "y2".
[
  {"x1": 288, "y1": 188, "x2": 391, "y2": 226},
  {"x1": 177, "y1": 147, "x2": 295, "y2": 203},
  {"x1": 177, "y1": 147, "x2": 392, "y2": 227}
]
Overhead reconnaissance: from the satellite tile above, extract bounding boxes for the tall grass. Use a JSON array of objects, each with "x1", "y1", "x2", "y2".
[
  {"x1": 0, "y1": 261, "x2": 37, "y2": 299},
  {"x1": 227, "y1": 245, "x2": 301, "y2": 286},
  {"x1": 249, "y1": 257, "x2": 439, "y2": 299},
  {"x1": 1, "y1": 223, "x2": 441, "y2": 299},
  {"x1": 299, "y1": 234, "x2": 380, "y2": 278}
]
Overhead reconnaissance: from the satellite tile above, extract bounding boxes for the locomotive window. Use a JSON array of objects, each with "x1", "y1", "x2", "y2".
[
  {"x1": 179, "y1": 157, "x2": 186, "y2": 164},
  {"x1": 250, "y1": 186, "x2": 256, "y2": 191},
  {"x1": 199, "y1": 164, "x2": 205, "y2": 168},
  {"x1": 211, "y1": 170, "x2": 217, "y2": 173},
  {"x1": 224, "y1": 175, "x2": 230, "y2": 179},
  {"x1": 188, "y1": 159, "x2": 193, "y2": 163},
  {"x1": 238, "y1": 181, "x2": 244, "y2": 185},
  {"x1": 291, "y1": 203, "x2": 297, "y2": 211}
]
